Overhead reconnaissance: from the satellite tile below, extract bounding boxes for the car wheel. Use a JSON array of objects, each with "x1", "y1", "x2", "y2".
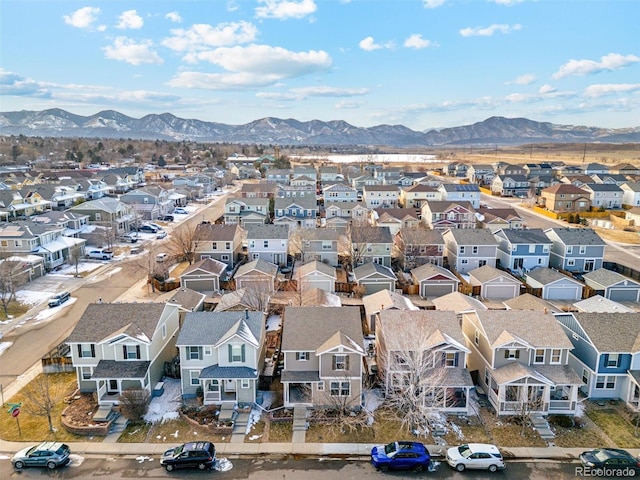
[
  {"x1": 198, "y1": 463, "x2": 207, "y2": 470},
  {"x1": 165, "y1": 464, "x2": 175, "y2": 472},
  {"x1": 455, "y1": 464, "x2": 465, "y2": 472},
  {"x1": 14, "y1": 461, "x2": 24, "y2": 469},
  {"x1": 102, "y1": 256, "x2": 108, "y2": 260},
  {"x1": 47, "y1": 461, "x2": 57, "y2": 470},
  {"x1": 489, "y1": 464, "x2": 498, "y2": 473},
  {"x1": 413, "y1": 464, "x2": 424, "y2": 472}
]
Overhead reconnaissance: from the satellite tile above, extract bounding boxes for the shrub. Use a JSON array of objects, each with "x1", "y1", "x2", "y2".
[{"x1": 119, "y1": 388, "x2": 151, "y2": 422}]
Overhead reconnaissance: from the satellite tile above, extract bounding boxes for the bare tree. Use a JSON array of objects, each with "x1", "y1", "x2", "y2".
[
  {"x1": 0, "y1": 251, "x2": 27, "y2": 318},
  {"x1": 95, "y1": 223, "x2": 118, "y2": 250},
  {"x1": 169, "y1": 222, "x2": 198, "y2": 264},
  {"x1": 68, "y1": 243, "x2": 83, "y2": 278},
  {"x1": 22, "y1": 373, "x2": 63, "y2": 433},
  {"x1": 239, "y1": 282, "x2": 273, "y2": 313},
  {"x1": 287, "y1": 228, "x2": 315, "y2": 264},
  {"x1": 345, "y1": 225, "x2": 383, "y2": 270},
  {"x1": 133, "y1": 251, "x2": 166, "y2": 294},
  {"x1": 377, "y1": 321, "x2": 453, "y2": 437},
  {"x1": 119, "y1": 388, "x2": 151, "y2": 422},
  {"x1": 309, "y1": 373, "x2": 370, "y2": 434},
  {"x1": 506, "y1": 382, "x2": 547, "y2": 435}
]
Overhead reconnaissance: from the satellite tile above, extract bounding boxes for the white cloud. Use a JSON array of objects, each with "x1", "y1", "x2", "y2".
[
  {"x1": 539, "y1": 84, "x2": 557, "y2": 94},
  {"x1": 63, "y1": 7, "x2": 102, "y2": 30},
  {"x1": 162, "y1": 22, "x2": 258, "y2": 52},
  {"x1": 184, "y1": 44, "x2": 331, "y2": 76},
  {"x1": 255, "y1": 0, "x2": 317, "y2": 20},
  {"x1": 490, "y1": 0, "x2": 524, "y2": 5},
  {"x1": 290, "y1": 86, "x2": 369, "y2": 97},
  {"x1": 423, "y1": 0, "x2": 446, "y2": 8},
  {"x1": 0, "y1": 69, "x2": 50, "y2": 97},
  {"x1": 168, "y1": 71, "x2": 282, "y2": 90},
  {"x1": 510, "y1": 74, "x2": 536, "y2": 85},
  {"x1": 404, "y1": 34, "x2": 434, "y2": 49},
  {"x1": 359, "y1": 36, "x2": 393, "y2": 51},
  {"x1": 459, "y1": 23, "x2": 521, "y2": 37},
  {"x1": 103, "y1": 37, "x2": 163, "y2": 65},
  {"x1": 165, "y1": 12, "x2": 182, "y2": 23},
  {"x1": 552, "y1": 53, "x2": 640, "y2": 79},
  {"x1": 335, "y1": 100, "x2": 362, "y2": 109},
  {"x1": 584, "y1": 83, "x2": 640, "y2": 98},
  {"x1": 116, "y1": 10, "x2": 143, "y2": 30}
]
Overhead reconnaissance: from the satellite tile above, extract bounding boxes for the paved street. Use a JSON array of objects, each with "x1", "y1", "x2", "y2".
[{"x1": 0, "y1": 456, "x2": 590, "y2": 480}]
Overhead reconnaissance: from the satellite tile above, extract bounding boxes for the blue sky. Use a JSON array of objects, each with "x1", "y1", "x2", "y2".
[{"x1": 1, "y1": 0, "x2": 638, "y2": 131}]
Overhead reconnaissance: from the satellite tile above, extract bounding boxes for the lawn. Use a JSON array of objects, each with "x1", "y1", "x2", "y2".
[
  {"x1": 0, "y1": 372, "x2": 101, "y2": 442},
  {"x1": 478, "y1": 410, "x2": 546, "y2": 448},
  {"x1": 548, "y1": 415, "x2": 612, "y2": 448},
  {"x1": 586, "y1": 409, "x2": 640, "y2": 448},
  {"x1": 118, "y1": 417, "x2": 231, "y2": 444},
  {"x1": 0, "y1": 300, "x2": 29, "y2": 321}
]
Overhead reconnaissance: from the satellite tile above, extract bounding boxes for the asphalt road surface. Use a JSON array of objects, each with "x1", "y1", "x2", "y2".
[{"x1": 0, "y1": 455, "x2": 596, "y2": 479}]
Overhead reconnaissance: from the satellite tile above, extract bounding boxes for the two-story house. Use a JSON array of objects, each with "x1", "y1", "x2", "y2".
[
  {"x1": 372, "y1": 208, "x2": 421, "y2": 236},
  {"x1": 539, "y1": 184, "x2": 591, "y2": 213},
  {"x1": 68, "y1": 198, "x2": 136, "y2": 236},
  {"x1": 224, "y1": 197, "x2": 270, "y2": 227},
  {"x1": 324, "y1": 201, "x2": 369, "y2": 231},
  {"x1": 66, "y1": 303, "x2": 181, "y2": 405},
  {"x1": 544, "y1": 227, "x2": 606, "y2": 273},
  {"x1": 319, "y1": 166, "x2": 344, "y2": 183},
  {"x1": 467, "y1": 164, "x2": 495, "y2": 185},
  {"x1": 490, "y1": 175, "x2": 531, "y2": 198},
  {"x1": 581, "y1": 184, "x2": 623, "y2": 209},
  {"x1": 555, "y1": 312, "x2": 640, "y2": 410},
  {"x1": 476, "y1": 208, "x2": 525, "y2": 232},
  {"x1": 494, "y1": 228, "x2": 552, "y2": 273},
  {"x1": 176, "y1": 310, "x2": 265, "y2": 405},
  {"x1": 193, "y1": 223, "x2": 244, "y2": 268},
  {"x1": 120, "y1": 186, "x2": 173, "y2": 221},
  {"x1": 442, "y1": 228, "x2": 498, "y2": 274},
  {"x1": 462, "y1": 310, "x2": 581, "y2": 416},
  {"x1": 273, "y1": 194, "x2": 318, "y2": 230},
  {"x1": 322, "y1": 182, "x2": 358, "y2": 203},
  {"x1": 240, "y1": 181, "x2": 278, "y2": 199},
  {"x1": 362, "y1": 184, "x2": 400, "y2": 209},
  {"x1": 438, "y1": 183, "x2": 481, "y2": 209},
  {"x1": 421, "y1": 201, "x2": 476, "y2": 230},
  {"x1": 395, "y1": 228, "x2": 445, "y2": 270},
  {"x1": 376, "y1": 310, "x2": 473, "y2": 414},
  {"x1": 291, "y1": 228, "x2": 340, "y2": 266},
  {"x1": 399, "y1": 184, "x2": 440, "y2": 208},
  {"x1": 245, "y1": 224, "x2": 289, "y2": 266},
  {"x1": 621, "y1": 182, "x2": 640, "y2": 208},
  {"x1": 265, "y1": 168, "x2": 292, "y2": 185},
  {"x1": 350, "y1": 226, "x2": 393, "y2": 267},
  {"x1": 280, "y1": 306, "x2": 364, "y2": 408}
]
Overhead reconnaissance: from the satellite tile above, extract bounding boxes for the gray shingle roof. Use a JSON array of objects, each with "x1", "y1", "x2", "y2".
[
  {"x1": 199, "y1": 365, "x2": 257, "y2": 379},
  {"x1": 432, "y1": 291, "x2": 488, "y2": 312},
  {"x1": 469, "y1": 265, "x2": 521, "y2": 284},
  {"x1": 92, "y1": 360, "x2": 150, "y2": 379},
  {"x1": 571, "y1": 312, "x2": 640, "y2": 352},
  {"x1": 544, "y1": 227, "x2": 606, "y2": 246},
  {"x1": 353, "y1": 262, "x2": 396, "y2": 280},
  {"x1": 66, "y1": 303, "x2": 167, "y2": 343},
  {"x1": 235, "y1": 258, "x2": 278, "y2": 277},
  {"x1": 245, "y1": 224, "x2": 290, "y2": 240},
  {"x1": 411, "y1": 263, "x2": 458, "y2": 282},
  {"x1": 280, "y1": 306, "x2": 363, "y2": 351},
  {"x1": 574, "y1": 295, "x2": 635, "y2": 313},
  {"x1": 378, "y1": 310, "x2": 467, "y2": 351},
  {"x1": 168, "y1": 288, "x2": 206, "y2": 311},
  {"x1": 400, "y1": 229, "x2": 445, "y2": 246},
  {"x1": 444, "y1": 228, "x2": 498, "y2": 246},
  {"x1": 296, "y1": 260, "x2": 337, "y2": 279},
  {"x1": 503, "y1": 293, "x2": 560, "y2": 313},
  {"x1": 526, "y1": 267, "x2": 582, "y2": 286},
  {"x1": 181, "y1": 257, "x2": 227, "y2": 276},
  {"x1": 194, "y1": 223, "x2": 240, "y2": 242},
  {"x1": 176, "y1": 310, "x2": 263, "y2": 347},
  {"x1": 498, "y1": 228, "x2": 551, "y2": 245},
  {"x1": 583, "y1": 268, "x2": 639, "y2": 288}
]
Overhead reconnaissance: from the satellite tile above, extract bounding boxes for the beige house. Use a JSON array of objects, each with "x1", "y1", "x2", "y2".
[{"x1": 539, "y1": 184, "x2": 591, "y2": 213}]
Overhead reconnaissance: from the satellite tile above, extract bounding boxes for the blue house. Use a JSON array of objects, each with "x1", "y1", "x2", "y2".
[
  {"x1": 494, "y1": 228, "x2": 552, "y2": 273},
  {"x1": 544, "y1": 228, "x2": 606, "y2": 273},
  {"x1": 555, "y1": 312, "x2": 640, "y2": 410},
  {"x1": 273, "y1": 193, "x2": 318, "y2": 230}
]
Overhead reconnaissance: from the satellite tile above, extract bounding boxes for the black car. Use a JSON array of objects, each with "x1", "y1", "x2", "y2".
[
  {"x1": 579, "y1": 448, "x2": 640, "y2": 473},
  {"x1": 160, "y1": 442, "x2": 216, "y2": 471},
  {"x1": 159, "y1": 215, "x2": 174, "y2": 222}
]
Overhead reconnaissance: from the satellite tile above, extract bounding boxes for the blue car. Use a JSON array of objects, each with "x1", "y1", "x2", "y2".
[{"x1": 371, "y1": 441, "x2": 431, "y2": 472}]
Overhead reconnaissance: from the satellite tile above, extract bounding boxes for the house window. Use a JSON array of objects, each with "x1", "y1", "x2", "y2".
[
  {"x1": 77, "y1": 344, "x2": 95, "y2": 358},
  {"x1": 317, "y1": 382, "x2": 324, "y2": 391},
  {"x1": 607, "y1": 354, "x2": 620, "y2": 367},
  {"x1": 582, "y1": 369, "x2": 590, "y2": 385},
  {"x1": 123, "y1": 345, "x2": 141, "y2": 360},
  {"x1": 81, "y1": 366, "x2": 92, "y2": 380},
  {"x1": 504, "y1": 349, "x2": 520, "y2": 359},
  {"x1": 211, "y1": 242, "x2": 218, "y2": 250},
  {"x1": 579, "y1": 246, "x2": 586, "y2": 254},
  {"x1": 225, "y1": 242, "x2": 231, "y2": 249},
  {"x1": 472, "y1": 246, "x2": 478, "y2": 254},
  {"x1": 221, "y1": 255, "x2": 229, "y2": 261},
  {"x1": 0, "y1": 240, "x2": 6, "y2": 247},
  {"x1": 204, "y1": 346, "x2": 212, "y2": 356},
  {"x1": 475, "y1": 330, "x2": 480, "y2": 345},
  {"x1": 484, "y1": 368, "x2": 490, "y2": 387},
  {"x1": 534, "y1": 349, "x2": 545, "y2": 364},
  {"x1": 567, "y1": 259, "x2": 575, "y2": 266},
  {"x1": 330, "y1": 381, "x2": 350, "y2": 397},
  {"x1": 188, "y1": 346, "x2": 203, "y2": 360},
  {"x1": 595, "y1": 376, "x2": 616, "y2": 389},
  {"x1": 461, "y1": 259, "x2": 468, "y2": 265},
  {"x1": 322, "y1": 241, "x2": 332, "y2": 250},
  {"x1": 333, "y1": 354, "x2": 348, "y2": 371},
  {"x1": 296, "y1": 352, "x2": 310, "y2": 361},
  {"x1": 229, "y1": 344, "x2": 245, "y2": 362},
  {"x1": 459, "y1": 246, "x2": 465, "y2": 254},
  {"x1": 443, "y1": 352, "x2": 457, "y2": 367},
  {"x1": 550, "y1": 349, "x2": 561, "y2": 364},
  {"x1": 566, "y1": 246, "x2": 573, "y2": 254},
  {"x1": 189, "y1": 370, "x2": 200, "y2": 386},
  {"x1": 241, "y1": 379, "x2": 250, "y2": 389}
]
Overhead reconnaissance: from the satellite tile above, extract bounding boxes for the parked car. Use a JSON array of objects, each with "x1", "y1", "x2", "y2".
[
  {"x1": 446, "y1": 443, "x2": 505, "y2": 472},
  {"x1": 148, "y1": 222, "x2": 163, "y2": 231},
  {"x1": 156, "y1": 252, "x2": 169, "y2": 262},
  {"x1": 160, "y1": 442, "x2": 216, "y2": 472},
  {"x1": 121, "y1": 232, "x2": 138, "y2": 243},
  {"x1": 12, "y1": 442, "x2": 71, "y2": 470},
  {"x1": 138, "y1": 224, "x2": 158, "y2": 234},
  {"x1": 158, "y1": 215, "x2": 174, "y2": 222},
  {"x1": 48, "y1": 291, "x2": 71, "y2": 308},
  {"x1": 370, "y1": 441, "x2": 431, "y2": 472},
  {"x1": 579, "y1": 448, "x2": 640, "y2": 473},
  {"x1": 173, "y1": 207, "x2": 188, "y2": 215},
  {"x1": 87, "y1": 248, "x2": 113, "y2": 260},
  {"x1": 156, "y1": 231, "x2": 167, "y2": 239}
]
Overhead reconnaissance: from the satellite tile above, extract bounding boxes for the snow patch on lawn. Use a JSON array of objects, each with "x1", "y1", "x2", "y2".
[
  {"x1": 266, "y1": 315, "x2": 281, "y2": 332},
  {"x1": 32, "y1": 298, "x2": 77, "y2": 324},
  {"x1": 363, "y1": 388, "x2": 384, "y2": 425},
  {"x1": 143, "y1": 378, "x2": 182, "y2": 424},
  {"x1": 245, "y1": 390, "x2": 275, "y2": 434},
  {"x1": 575, "y1": 400, "x2": 586, "y2": 418},
  {"x1": 52, "y1": 262, "x2": 102, "y2": 276}
]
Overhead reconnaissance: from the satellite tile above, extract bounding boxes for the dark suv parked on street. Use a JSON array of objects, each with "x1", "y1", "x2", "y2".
[{"x1": 160, "y1": 442, "x2": 216, "y2": 471}]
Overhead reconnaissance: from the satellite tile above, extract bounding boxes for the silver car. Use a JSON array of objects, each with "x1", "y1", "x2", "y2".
[
  {"x1": 12, "y1": 442, "x2": 71, "y2": 470},
  {"x1": 446, "y1": 443, "x2": 505, "y2": 472}
]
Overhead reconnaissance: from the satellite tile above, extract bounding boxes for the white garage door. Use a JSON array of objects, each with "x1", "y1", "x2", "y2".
[
  {"x1": 608, "y1": 288, "x2": 640, "y2": 302},
  {"x1": 484, "y1": 284, "x2": 517, "y2": 299},
  {"x1": 364, "y1": 282, "x2": 393, "y2": 295},
  {"x1": 545, "y1": 285, "x2": 580, "y2": 301}
]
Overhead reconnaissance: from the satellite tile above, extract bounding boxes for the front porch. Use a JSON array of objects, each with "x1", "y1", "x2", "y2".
[
  {"x1": 91, "y1": 360, "x2": 151, "y2": 406},
  {"x1": 281, "y1": 370, "x2": 320, "y2": 407},
  {"x1": 199, "y1": 364, "x2": 258, "y2": 406}
]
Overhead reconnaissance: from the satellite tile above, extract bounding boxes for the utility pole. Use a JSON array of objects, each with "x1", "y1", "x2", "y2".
[{"x1": 582, "y1": 143, "x2": 587, "y2": 163}]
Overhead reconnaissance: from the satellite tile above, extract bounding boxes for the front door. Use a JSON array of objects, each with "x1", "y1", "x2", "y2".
[
  {"x1": 108, "y1": 380, "x2": 118, "y2": 394},
  {"x1": 584, "y1": 259, "x2": 595, "y2": 272}
]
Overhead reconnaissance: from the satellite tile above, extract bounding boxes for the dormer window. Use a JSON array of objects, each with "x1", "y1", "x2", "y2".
[{"x1": 504, "y1": 349, "x2": 520, "y2": 360}]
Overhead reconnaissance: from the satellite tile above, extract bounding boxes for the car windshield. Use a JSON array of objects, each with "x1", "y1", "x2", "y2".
[
  {"x1": 593, "y1": 450, "x2": 612, "y2": 462},
  {"x1": 458, "y1": 445, "x2": 472, "y2": 458},
  {"x1": 173, "y1": 445, "x2": 184, "y2": 456},
  {"x1": 56, "y1": 445, "x2": 69, "y2": 455},
  {"x1": 384, "y1": 442, "x2": 398, "y2": 456}
]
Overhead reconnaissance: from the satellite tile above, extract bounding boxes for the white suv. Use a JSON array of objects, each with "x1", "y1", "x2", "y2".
[
  {"x1": 446, "y1": 443, "x2": 505, "y2": 472},
  {"x1": 87, "y1": 248, "x2": 113, "y2": 260}
]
